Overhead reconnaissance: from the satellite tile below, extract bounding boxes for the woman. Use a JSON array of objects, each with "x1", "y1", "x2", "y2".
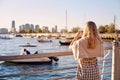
[{"x1": 69, "y1": 21, "x2": 104, "y2": 80}]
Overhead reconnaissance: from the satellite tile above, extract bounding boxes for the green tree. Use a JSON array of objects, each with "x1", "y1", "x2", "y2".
[
  {"x1": 42, "y1": 29, "x2": 50, "y2": 33},
  {"x1": 98, "y1": 24, "x2": 115, "y2": 33},
  {"x1": 104, "y1": 25, "x2": 109, "y2": 32},
  {"x1": 36, "y1": 28, "x2": 42, "y2": 33},
  {"x1": 19, "y1": 30, "x2": 25, "y2": 33},
  {"x1": 27, "y1": 29, "x2": 32, "y2": 33},
  {"x1": 71, "y1": 27, "x2": 80, "y2": 33},
  {"x1": 107, "y1": 24, "x2": 115, "y2": 33},
  {"x1": 98, "y1": 25, "x2": 105, "y2": 33}
]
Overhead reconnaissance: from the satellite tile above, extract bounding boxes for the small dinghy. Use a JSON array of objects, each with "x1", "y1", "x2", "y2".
[
  {"x1": 19, "y1": 43, "x2": 37, "y2": 47},
  {"x1": 19, "y1": 45, "x2": 37, "y2": 47}
]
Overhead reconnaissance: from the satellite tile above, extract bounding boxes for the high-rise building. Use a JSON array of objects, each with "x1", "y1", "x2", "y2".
[
  {"x1": 34, "y1": 25, "x2": 40, "y2": 32},
  {"x1": 24, "y1": 24, "x2": 30, "y2": 32},
  {"x1": 52, "y1": 25, "x2": 58, "y2": 33},
  {"x1": 19, "y1": 23, "x2": 35, "y2": 33},
  {"x1": 52, "y1": 27, "x2": 55, "y2": 33},
  {"x1": 19, "y1": 25, "x2": 25, "y2": 32},
  {"x1": 55, "y1": 25, "x2": 58, "y2": 32},
  {"x1": 10, "y1": 20, "x2": 16, "y2": 33},
  {"x1": 42, "y1": 26, "x2": 49, "y2": 33},
  {"x1": 30, "y1": 24, "x2": 34, "y2": 32},
  {"x1": 0, "y1": 28, "x2": 8, "y2": 34}
]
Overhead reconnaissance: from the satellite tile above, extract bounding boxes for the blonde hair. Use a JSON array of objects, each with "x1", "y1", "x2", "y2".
[{"x1": 82, "y1": 21, "x2": 100, "y2": 49}]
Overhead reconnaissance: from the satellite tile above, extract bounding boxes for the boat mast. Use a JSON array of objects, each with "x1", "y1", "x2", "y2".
[
  {"x1": 65, "y1": 10, "x2": 67, "y2": 31},
  {"x1": 114, "y1": 15, "x2": 118, "y2": 38},
  {"x1": 114, "y1": 15, "x2": 116, "y2": 30}
]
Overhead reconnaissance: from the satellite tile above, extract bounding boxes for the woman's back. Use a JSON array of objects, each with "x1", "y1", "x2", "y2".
[{"x1": 72, "y1": 37, "x2": 104, "y2": 59}]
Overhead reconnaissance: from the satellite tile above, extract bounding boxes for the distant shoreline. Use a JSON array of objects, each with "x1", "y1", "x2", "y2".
[
  {"x1": 1, "y1": 33, "x2": 119, "y2": 40},
  {"x1": 17, "y1": 33, "x2": 120, "y2": 39}
]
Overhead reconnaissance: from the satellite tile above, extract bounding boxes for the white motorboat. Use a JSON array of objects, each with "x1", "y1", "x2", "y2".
[
  {"x1": 7, "y1": 57, "x2": 52, "y2": 64},
  {"x1": 0, "y1": 54, "x2": 59, "y2": 64}
]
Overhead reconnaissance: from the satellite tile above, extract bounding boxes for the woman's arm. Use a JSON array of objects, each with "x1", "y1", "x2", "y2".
[
  {"x1": 70, "y1": 31, "x2": 82, "y2": 45},
  {"x1": 69, "y1": 31, "x2": 82, "y2": 50}
]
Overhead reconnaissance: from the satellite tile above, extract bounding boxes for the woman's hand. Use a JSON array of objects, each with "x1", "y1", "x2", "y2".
[
  {"x1": 70, "y1": 30, "x2": 82, "y2": 45},
  {"x1": 69, "y1": 30, "x2": 82, "y2": 50}
]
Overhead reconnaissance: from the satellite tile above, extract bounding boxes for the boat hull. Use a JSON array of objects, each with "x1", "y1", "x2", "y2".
[
  {"x1": 19, "y1": 45, "x2": 37, "y2": 47},
  {"x1": 59, "y1": 41, "x2": 71, "y2": 45},
  {"x1": 5, "y1": 58, "x2": 52, "y2": 64}
]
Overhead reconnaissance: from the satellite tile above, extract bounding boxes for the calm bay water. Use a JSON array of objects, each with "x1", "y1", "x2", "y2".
[{"x1": 0, "y1": 34, "x2": 112, "y2": 80}]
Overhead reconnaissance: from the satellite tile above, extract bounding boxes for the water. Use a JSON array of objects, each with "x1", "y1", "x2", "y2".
[{"x1": 0, "y1": 34, "x2": 112, "y2": 80}]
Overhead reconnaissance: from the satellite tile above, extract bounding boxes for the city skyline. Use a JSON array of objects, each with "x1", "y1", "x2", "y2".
[{"x1": 0, "y1": 0, "x2": 120, "y2": 31}]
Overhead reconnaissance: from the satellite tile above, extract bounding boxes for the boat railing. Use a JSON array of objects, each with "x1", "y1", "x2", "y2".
[{"x1": 0, "y1": 40, "x2": 120, "y2": 80}]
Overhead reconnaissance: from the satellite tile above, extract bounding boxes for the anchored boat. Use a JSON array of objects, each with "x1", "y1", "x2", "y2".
[
  {"x1": 59, "y1": 40, "x2": 72, "y2": 45},
  {"x1": 19, "y1": 43, "x2": 37, "y2": 47},
  {"x1": 38, "y1": 39, "x2": 52, "y2": 43}
]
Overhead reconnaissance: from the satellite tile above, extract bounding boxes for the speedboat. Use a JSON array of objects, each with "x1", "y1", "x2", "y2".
[
  {"x1": 0, "y1": 54, "x2": 59, "y2": 64},
  {"x1": 0, "y1": 42, "x2": 59, "y2": 64}
]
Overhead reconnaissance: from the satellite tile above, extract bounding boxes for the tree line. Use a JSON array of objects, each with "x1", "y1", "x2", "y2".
[
  {"x1": 98, "y1": 23, "x2": 115, "y2": 33},
  {"x1": 70, "y1": 23, "x2": 117, "y2": 33},
  {"x1": 19, "y1": 23, "x2": 118, "y2": 33}
]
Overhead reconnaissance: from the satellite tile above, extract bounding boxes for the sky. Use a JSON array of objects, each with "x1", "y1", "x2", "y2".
[{"x1": 0, "y1": 0, "x2": 120, "y2": 32}]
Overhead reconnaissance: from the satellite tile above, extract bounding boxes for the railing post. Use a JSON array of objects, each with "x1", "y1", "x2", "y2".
[{"x1": 111, "y1": 40, "x2": 120, "y2": 80}]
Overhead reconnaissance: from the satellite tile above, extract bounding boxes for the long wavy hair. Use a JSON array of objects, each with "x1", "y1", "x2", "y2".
[{"x1": 82, "y1": 21, "x2": 101, "y2": 49}]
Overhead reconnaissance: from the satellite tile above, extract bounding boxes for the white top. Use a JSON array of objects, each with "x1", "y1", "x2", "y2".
[{"x1": 20, "y1": 49, "x2": 27, "y2": 55}]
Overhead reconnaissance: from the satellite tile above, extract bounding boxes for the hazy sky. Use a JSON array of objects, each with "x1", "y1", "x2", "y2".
[{"x1": 0, "y1": 0, "x2": 120, "y2": 31}]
